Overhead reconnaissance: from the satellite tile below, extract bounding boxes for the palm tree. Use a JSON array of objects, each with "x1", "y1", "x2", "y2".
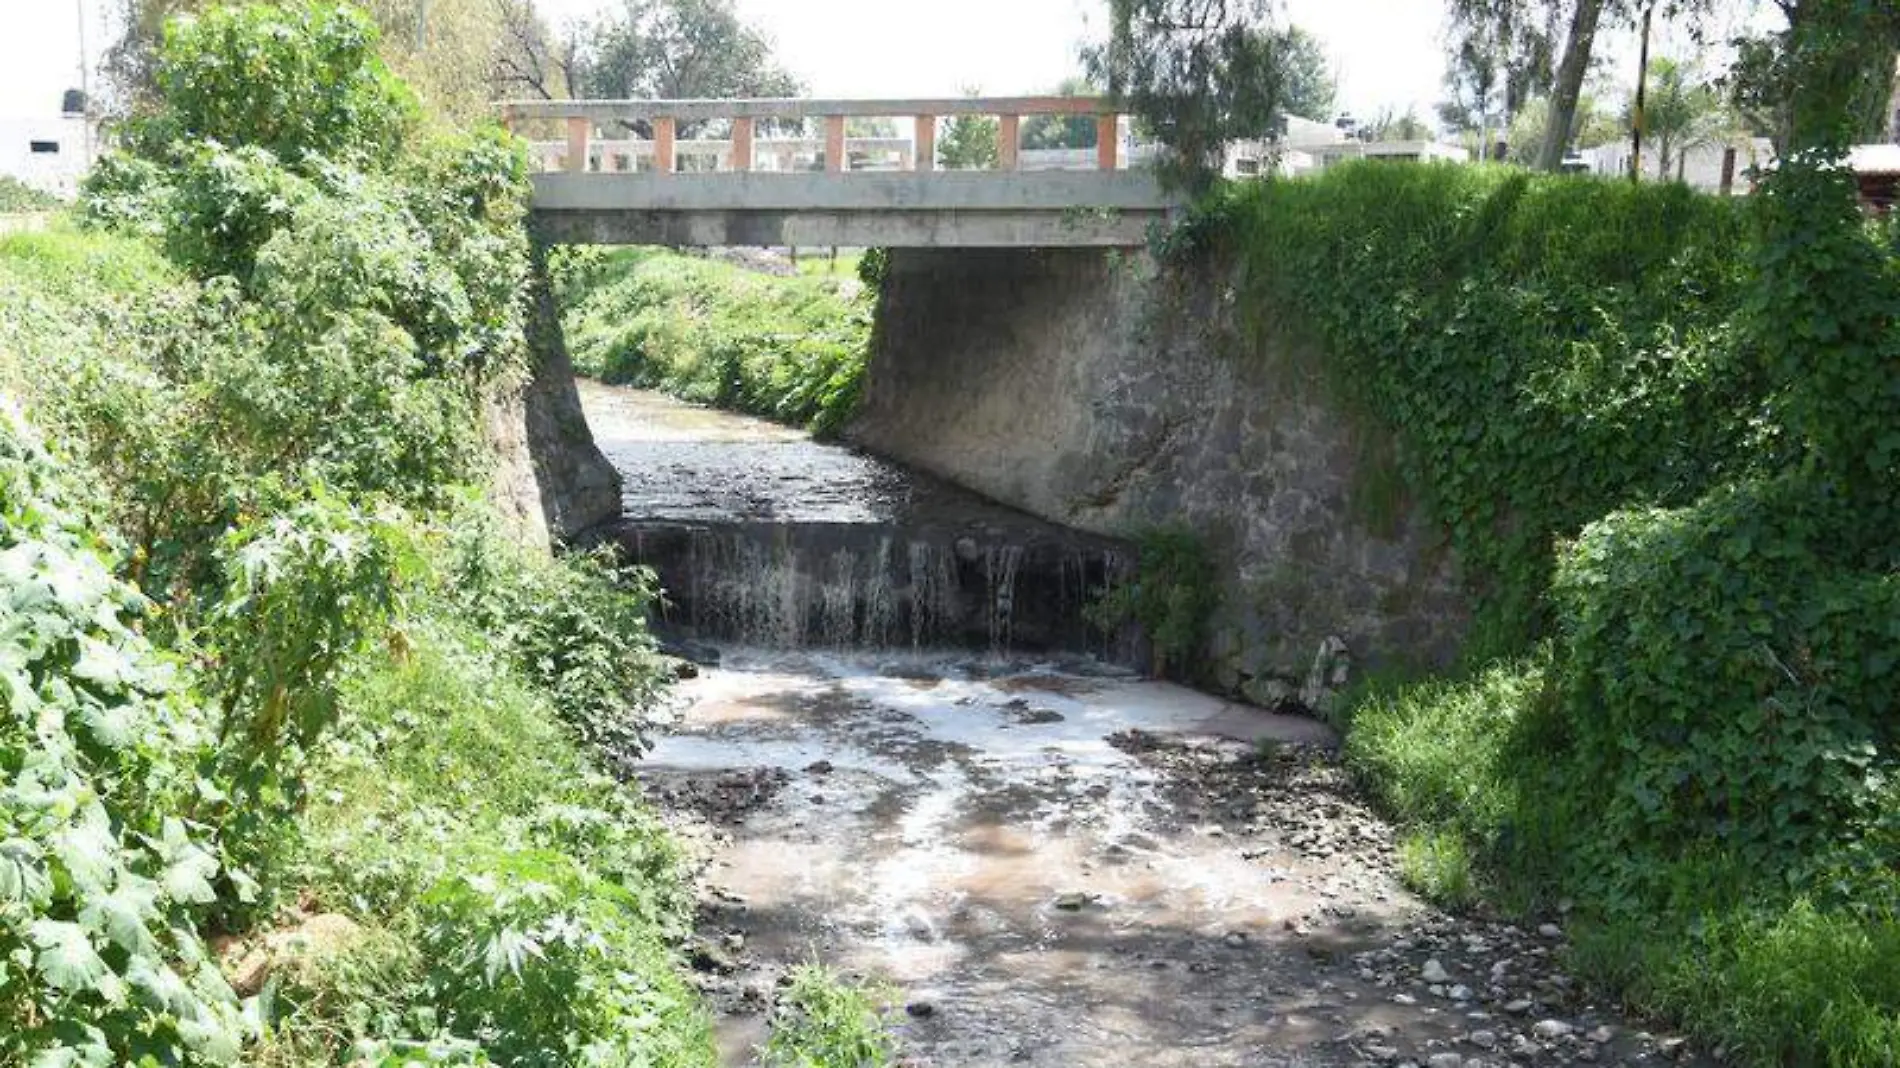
[{"x1": 1632, "y1": 58, "x2": 1730, "y2": 181}]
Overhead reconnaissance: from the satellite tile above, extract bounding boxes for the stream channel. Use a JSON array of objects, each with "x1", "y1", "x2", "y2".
[{"x1": 578, "y1": 380, "x2": 1703, "y2": 1068}]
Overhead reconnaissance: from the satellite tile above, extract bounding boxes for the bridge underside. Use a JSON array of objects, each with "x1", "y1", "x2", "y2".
[{"x1": 527, "y1": 171, "x2": 1176, "y2": 248}]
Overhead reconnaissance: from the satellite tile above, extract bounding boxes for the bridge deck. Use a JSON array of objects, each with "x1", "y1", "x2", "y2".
[{"x1": 504, "y1": 97, "x2": 1180, "y2": 248}]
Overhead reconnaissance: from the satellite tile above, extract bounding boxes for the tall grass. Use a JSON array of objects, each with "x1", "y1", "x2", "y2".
[{"x1": 560, "y1": 248, "x2": 871, "y2": 437}]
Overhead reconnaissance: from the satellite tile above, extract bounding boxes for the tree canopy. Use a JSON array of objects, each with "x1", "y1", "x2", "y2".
[
  {"x1": 568, "y1": 0, "x2": 800, "y2": 101},
  {"x1": 1085, "y1": 0, "x2": 1291, "y2": 190},
  {"x1": 1276, "y1": 26, "x2": 1338, "y2": 121}
]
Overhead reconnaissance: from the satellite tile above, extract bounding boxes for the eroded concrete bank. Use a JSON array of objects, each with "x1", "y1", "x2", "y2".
[
  {"x1": 488, "y1": 248, "x2": 624, "y2": 543},
  {"x1": 850, "y1": 248, "x2": 1469, "y2": 705}
]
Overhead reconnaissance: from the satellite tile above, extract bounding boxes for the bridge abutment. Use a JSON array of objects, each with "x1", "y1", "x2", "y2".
[{"x1": 850, "y1": 247, "x2": 1471, "y2": 704}]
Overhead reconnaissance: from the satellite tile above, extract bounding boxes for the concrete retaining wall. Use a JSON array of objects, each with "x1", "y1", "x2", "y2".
[
  {"x1": 487, "y1": 248, "x2": 621, "y2": 544},
  {"x1": 850, "y1": 248, "x2": 1468, "y2": 706}
]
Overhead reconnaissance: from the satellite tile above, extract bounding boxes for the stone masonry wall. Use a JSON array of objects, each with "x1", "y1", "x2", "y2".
[{"x1": 850, "y1": 247, "x2": 1468, "y2": 707}]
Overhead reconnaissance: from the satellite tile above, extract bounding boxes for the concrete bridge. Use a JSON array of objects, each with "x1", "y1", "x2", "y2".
[{"x1": 501, "y1": 96, "x2": 1178, "y2": 248}]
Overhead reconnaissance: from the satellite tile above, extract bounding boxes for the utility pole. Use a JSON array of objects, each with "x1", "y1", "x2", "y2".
[
  {"x1": 1629, "y1": 2, "x2": 1654, "y2": 183},
  {"x1": 77, "y1": 0, "x2": 92, "y2": 171}
]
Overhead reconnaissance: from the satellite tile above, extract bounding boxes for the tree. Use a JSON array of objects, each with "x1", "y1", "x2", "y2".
[
  {"x1": 1441, "y1": 0, "x2": 1562, "y2": 159},
  {"x1": 1277, "y1": 26, "x2": 1338, "y2": 121},
  {"x1": 1630, "y1": 57, "x2": 1728, "y2": 179},
  {"x1": 491, "y1": 0, "x2": 575, "y2": 102},
  {"x1": 1503, "y1": 91, "x2": 1618, "y2": 164},
  {"x1": 1729, "y1": 2, "x2": 1899, "y2": 153},
  {"x1": 106, "y1": 0, "x2": 571, "y2": 123},
  {"x1": 1023, "y1": 77, "x2": 1101, "y2": 151},
  {"x1": 1363, "y1": 108, "x2": 1432, "y2": 142},
  {"x1": 939, "y1": 89, "x2": 999, "y2": 170},
  {"x1": 361, "y1": 0, "x2": 524, "y2": 122},
  {"x1": 1535, "y1": 0, "x2": 1608, "y2": 170},
  {"x1": 1084, "y1": 0, "x2": 1290, "y2": 191},
  {"x1": 102, "y1": 0, "x2": 211, "y2": 110},
  {"x1": 570, "y1": 0, "x2": 799, "y2": 102},
  {"x1": 1888, "y1": 51, "x2": 1900, "y2": 142}
]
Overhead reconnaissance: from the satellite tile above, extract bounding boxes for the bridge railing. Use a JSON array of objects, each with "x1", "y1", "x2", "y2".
[{"x1": 498, "y1": 96, "x2": 1143, "y2": 177}]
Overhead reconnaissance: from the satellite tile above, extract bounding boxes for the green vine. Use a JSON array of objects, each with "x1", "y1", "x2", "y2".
[
  {"x1": 1088, "y1": 527, "x2": 1218, "y2": 679},
  {"x1": 1205, "y1": 164, "x2": 1756, "y2": 648}
]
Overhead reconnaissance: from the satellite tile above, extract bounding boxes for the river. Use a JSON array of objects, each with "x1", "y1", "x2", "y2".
[{"x1": 577, "y1": 380, "x2": 1701, "y2": 1068}]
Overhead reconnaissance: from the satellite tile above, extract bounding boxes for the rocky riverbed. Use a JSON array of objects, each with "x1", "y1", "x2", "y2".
[{"x1": 636, "y1": 649, "x2": 1710, "y2": 1068}]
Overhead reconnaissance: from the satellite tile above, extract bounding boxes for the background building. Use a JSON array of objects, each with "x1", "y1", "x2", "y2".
[{"x1": 1, "y1": 91, "x2": 95, "y2": 200}]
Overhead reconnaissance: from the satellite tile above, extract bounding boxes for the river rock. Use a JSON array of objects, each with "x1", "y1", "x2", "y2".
[
  {"x1": 1532, "y1": 1019, "x2": 1574, "y2": 1040},
  {"x1": 1421, "y1": 959, "x2": 1451, "y2": 983}
]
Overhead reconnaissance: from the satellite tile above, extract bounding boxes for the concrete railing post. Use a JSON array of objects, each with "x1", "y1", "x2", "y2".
[
  {"x1": 565, "y1": 116, "x2": 590, "y2": 174},
  {"x1": 1097, "y1": 114, "x2": 1119, "y2": 171},
  {"x1": 997, "y1": 113, "x2": 1020, "y2": 171},
  {"x1": 654, "y1": 116, "x2": 677, "y2": 174},
  {"x1": 914, "y1": 114, "x2": 936, "y2": 171},
  {"x1": 730, "y1": 116, "x2": 754, "y2": 172},
  {"x1": 825, "y1": 115, "x2": 847, "y2": 173}
]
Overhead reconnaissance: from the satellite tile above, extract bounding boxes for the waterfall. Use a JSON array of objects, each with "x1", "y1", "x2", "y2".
[{"x1": 618, "y1": 523, "x2": 1130, "y2": 657}]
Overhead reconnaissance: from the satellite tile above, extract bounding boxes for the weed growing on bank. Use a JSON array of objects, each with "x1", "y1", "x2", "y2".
[
  {"x1": 761, "y1": 964, "x2": 899, "y2": 1068},
  {"x1": 0, "y1": 176, "x2": 60, "y2": 212},
  {"x1": 560, "y1": 248, "x2": 872, "y2": 437}
]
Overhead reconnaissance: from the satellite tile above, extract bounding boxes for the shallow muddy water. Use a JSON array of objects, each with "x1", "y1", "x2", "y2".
[{"x1": 642, "y1": 648, "x2": 1365, "y2": 1066}]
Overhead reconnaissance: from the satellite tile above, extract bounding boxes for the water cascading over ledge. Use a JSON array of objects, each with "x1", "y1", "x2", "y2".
[
  {"x1": 573, "y1": 383, "x2": 1138, "y2": 659},
  {"x1": 610, "y1": 523, "x2": 1128, "y2": 654}
]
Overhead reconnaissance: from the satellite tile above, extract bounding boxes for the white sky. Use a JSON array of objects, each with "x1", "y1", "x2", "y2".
[{"x1": 1, "y1": 0, "x2": 1777, "y2": 126}]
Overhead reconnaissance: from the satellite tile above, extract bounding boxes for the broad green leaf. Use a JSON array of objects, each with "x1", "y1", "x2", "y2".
[
  {"x1": 0, "y1": 836, "x2": 51, "y2": 906},
  {"x1": 78, "y1": 875, "x2": 161, "y2": 955},
  {"x1": 51, "y1": 808, "x2": 118, "y2": 893},
  {"x1": 29, "y1": 919, "x2": 109, "y2": 993}
]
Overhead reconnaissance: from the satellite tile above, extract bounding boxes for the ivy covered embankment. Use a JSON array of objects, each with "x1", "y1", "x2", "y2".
[
  {"x1": 559, "y1": 248, "x2": 874, "y2": 438},
  {"x1": 1198, "y1": 159, "x2": 1898, "y2": 1064},
  {"x1": 0, "y1": 4, "x2": 885, "y2": 1065}
]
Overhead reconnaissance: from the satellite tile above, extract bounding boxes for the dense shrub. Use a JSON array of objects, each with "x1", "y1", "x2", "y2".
[
  {"x1": 417, "y1": 849, "x2": 711, "y2": 1067},
  {"x1": 0, "y1": 403, "x2": 246, "y2": 1065},
  {"x1": 1539, "y1": 477, "x2": 1898, "y2": 914},
  {"x1": 0, "y1": 175, "x2": 60, "y2": 212},
  {"x1": 761, "y1": 965, "x2": 897, "y2": 1068},
  {"x1": 562, "y1": 249, "x2": 871, "y2": 437},
  {"x1": 439, "y1": 512, "x2": 670, "y2": 757},
  {"x1": 1, "y1": 3, "x2": 725, "y2": 1064},
  {"x1": 268, "y1": 622, "x2": 706, "y2": 1063},
  {"x1": 128, "y1": 1, "x2": 415, "y2": 169},
  {"x1": 1084, "y1": 526, "x2": 1217, "y2": 679}
]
